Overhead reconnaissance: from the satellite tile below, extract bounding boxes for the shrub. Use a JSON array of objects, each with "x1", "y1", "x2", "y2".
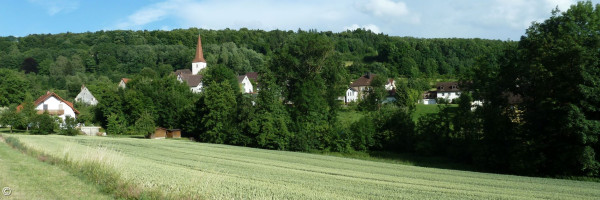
[
  {"x1": 61, "y1": 116, "x2": 79, "y2": 136},
  {"x1": 30, "y1": 113, "x2": 57, "y2": 135}
]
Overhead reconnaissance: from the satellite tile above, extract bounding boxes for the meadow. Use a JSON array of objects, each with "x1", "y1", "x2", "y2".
[
  {"x1": 4, "y1": 134, "x2": 600, "y2": 199},
  {"x1": 0, "y1": 136, "x2": 110, "y2": 199}
]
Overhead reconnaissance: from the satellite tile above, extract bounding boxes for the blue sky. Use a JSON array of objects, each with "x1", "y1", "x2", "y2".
[{"x1": 1, "y1": 0, "x2": 598, "y2": 40}]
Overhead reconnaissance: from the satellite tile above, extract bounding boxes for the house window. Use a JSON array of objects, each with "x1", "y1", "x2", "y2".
[{"x1": 43, "y1": 104, "x2": 48, "y2": 111}]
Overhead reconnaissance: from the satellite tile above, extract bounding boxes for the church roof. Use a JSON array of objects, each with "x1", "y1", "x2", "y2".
[
  {"x1": 192, "y1": 35, "x2": 206, "y2": 63},
  {"x1": 174, "y1": 69, "x2": 192, "y2": 76},
  {"x1": 179, "y1": 74, "x2": 203, "y2": 87}
]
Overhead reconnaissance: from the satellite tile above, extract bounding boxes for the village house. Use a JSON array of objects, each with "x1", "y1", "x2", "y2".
[
  {"x1": 75, "y1": 85, "x2": 98, "y2": 106},
  {"x1": 118, "y1": 78, "x2": 130, "y2": 89},
  {"x1": 237, "y1": 75, "x2": 254, "y2": 93},
  {"x1": 19, "y1": 91, "x2": 79, "y2": 121},
  {"x1": 436, "y1": 82, "x2": 461, "y2": 102},
  {"x1": 345, "y1": 73, "x2": 396, "y2": 104}
]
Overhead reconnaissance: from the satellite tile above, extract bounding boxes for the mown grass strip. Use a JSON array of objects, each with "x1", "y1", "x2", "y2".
[{"x1": 1, "y1": 134, "x2": 172, "y2": 200}]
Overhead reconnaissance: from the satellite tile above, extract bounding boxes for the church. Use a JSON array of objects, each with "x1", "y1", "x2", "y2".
[
  {"x1": 176, "y1": 35, "x2": 256, "y2": 94},
  {"x1": 175, "y1": 35, "x2": 207, "y2": 93}
]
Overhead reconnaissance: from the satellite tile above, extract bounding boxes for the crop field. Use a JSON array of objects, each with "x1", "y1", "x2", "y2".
[{"x1": 5, "y1": 134, "x2": 600, "y2": 199}]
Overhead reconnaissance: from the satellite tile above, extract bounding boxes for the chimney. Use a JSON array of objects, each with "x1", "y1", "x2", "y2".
[
  {"x1": 46, "y1": 91, "x2": 50, "y2": 94},
  {"x1": 192, "y1": 35, "x2": 206, "y2": 63},
  {"x1": 366, "y1": 72, "x2": 372, "y2": 79}
]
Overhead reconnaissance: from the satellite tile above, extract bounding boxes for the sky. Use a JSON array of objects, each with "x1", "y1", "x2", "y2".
[{"x1": 1, "y1": 0, "x2": 598, "y2": 40}]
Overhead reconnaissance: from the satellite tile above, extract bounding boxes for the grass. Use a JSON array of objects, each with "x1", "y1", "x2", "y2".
[
  {"x1": 0, "y1": 136, "x2": 110, "y2": 199},
  {"x1": 339, "y1": 104, "x2": 459, "y2": 124},
  {"x1": 413, "y1": 104, "x2": 458, "y2": 121},
  {"x1": 6, "y1": 134, "x2": 600, "y2": 199}
]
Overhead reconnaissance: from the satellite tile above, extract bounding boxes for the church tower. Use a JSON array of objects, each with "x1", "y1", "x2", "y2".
[{"x1": 191, "y1": 35, "x2": 207, "y2": 75}]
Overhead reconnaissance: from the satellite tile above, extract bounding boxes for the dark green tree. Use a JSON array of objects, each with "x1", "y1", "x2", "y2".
[
  {"x1": 199, "y1": 80, "x2": 237, "y2": 144},
  {"x1": 512, "y1": 2, "x2": 600, "y2": 176}
]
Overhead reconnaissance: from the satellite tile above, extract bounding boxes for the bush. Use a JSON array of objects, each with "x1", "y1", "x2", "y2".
[
  {"x1": 30, "y1": 113, "x2": 57, "y2": 135},
  {"x1": 106, "y1": 113, "x2": 127, "y2": 135},
  {"x1": 61, "y1": 116, "x2": 79, "y2": 136}
]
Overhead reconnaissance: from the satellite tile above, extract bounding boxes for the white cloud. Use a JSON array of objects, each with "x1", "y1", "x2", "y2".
[
  {"x1": 545, "y1": 0, "x2": 576, "y2": 11},
  {"x1": 356, "y1": 0, "x2": 419, "y2": 24},
  {"x1": 359, "y1": 0, "x2": 409, "y2": 17},
  {"x1": 28, "y1": 0, "x2": 79, "y2": 16},
  {"x1": 115, "y1": 0, "x2": 354, "y2": 31},
  {"x1": 344, "y1": 24, "x2": 381, "y2": 34},
  {"x1": 115, "y1": 0, "x2": 182, "y2": 29}
]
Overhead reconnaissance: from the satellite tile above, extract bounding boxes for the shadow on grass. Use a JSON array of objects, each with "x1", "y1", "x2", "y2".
[
  {"x1": 321, "y1": 150, "x2": 477, "y2": 172},
  {"x1": 0, "y1": 127, "x2": 29, "y2": 134},
  {"x1": 367, "y1": 151, "x2": 478, "y2": 172}
]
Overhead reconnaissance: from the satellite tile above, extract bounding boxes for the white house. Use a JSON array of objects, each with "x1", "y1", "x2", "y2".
[
  {"x1": 345, "y1": 87, "x2": 358, "y2": 103},
  {"x1": 118, "y1": 78, "x2": 130, "y2": 89},
  {"x1": 385, "y1": 78, "x2": 396, "y2": 91},
  {"x1": 19, "y1": 91, "x2": 79, "y2": 122},
  {"x1": 436, "y1": 82, "x2": 461, "y2": 102},
  {"x1": 237, "y1": 75, "x2": 254, "y2": 93},
  {"x1": 75, "y1": 85, "x2": 98, "y2": 106}
]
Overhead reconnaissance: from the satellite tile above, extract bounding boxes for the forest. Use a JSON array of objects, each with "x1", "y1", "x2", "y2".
[{"x1": 1, "y1": 2, "x2": 599, "y2": 178}]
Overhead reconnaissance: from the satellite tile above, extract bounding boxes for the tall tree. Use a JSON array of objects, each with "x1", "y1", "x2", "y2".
[{"x1": 514, "y1": 2, "x2": 600, "y2": 176}]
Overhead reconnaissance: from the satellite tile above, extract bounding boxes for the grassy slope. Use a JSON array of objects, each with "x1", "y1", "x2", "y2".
[
  {"x1": 0, "y1": 139, "x2": 110, "y2": 199},
  {"x1": 9, "y1": 134, "x2": 600, "y2": 199},
  {"x1": 339, "y1": 104, "x2": 458, "y2": 123}
]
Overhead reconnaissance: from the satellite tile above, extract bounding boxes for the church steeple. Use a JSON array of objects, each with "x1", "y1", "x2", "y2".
[{"x1": 192, "y1": 35, "x2": 206, "y2": 63}]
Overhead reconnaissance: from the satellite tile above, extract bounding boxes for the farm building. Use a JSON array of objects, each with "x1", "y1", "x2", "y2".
[
  {"x1": 420, "y1": 91, "x2": 437, "y2": 105},
  {"x1": 148, "y1": 127, "x2": 167, "y2": 139},
  {"x1": 167, "y1": 129, "x2": 181, "y2": 138}
]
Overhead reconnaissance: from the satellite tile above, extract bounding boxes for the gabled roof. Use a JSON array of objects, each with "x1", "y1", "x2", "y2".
[
  {"x1": 245, "y1": 72, "x2": 258, "y2": 82},
  {"x1": 237, "y1": 75, "x2": 247, "y2": 83},
  {"x1": 350, "y1": 73, "x2": 376, "y2": 87},
  {"x1": 174, "y1": 69, "x2": 192, "y2": 76},
  {"x1": 19, "y1": 91, "x2": 80, "y2": 114},
  {"x1": 75, "y1": 85, "x2": 97, "y2": 105},
  {"x1": 192, "y1": 35, "x2": 206, "y2": 63},
  {"x1": 436, "y1": 82, "x2": 460, "y2": 92},
  {"x1": 121, "y1": 78, "x2": 131, "y2": 84},
  {"x1": 179, "y1": 74, "x2": 203, "y2": 87}
]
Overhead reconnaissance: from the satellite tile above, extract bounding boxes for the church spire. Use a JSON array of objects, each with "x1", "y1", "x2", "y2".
[{"x1": 193, "y1": 35, "x2": 206, "y2": 63}]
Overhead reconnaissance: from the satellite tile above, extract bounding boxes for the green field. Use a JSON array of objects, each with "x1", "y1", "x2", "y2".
[
  {"x1": 4, "y1": 134, "x2": 600, "y2": 199},
  {"x1": 0, "y1": 137, "x2": 110, "y2": 199}
]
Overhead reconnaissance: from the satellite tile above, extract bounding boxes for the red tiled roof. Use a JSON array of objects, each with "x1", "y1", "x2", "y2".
[
  {"x1": 18, "y1": 91, "x2": 80, "y2": 115},
  {"x1": 350, "y1": 73, "x2": 376, "y2": 87},
  {"x1": 121, "y1": 78, "x2": 131, "y2": 84},
  {"x1": 192, "y1": 35, "x2": 206, "y2": 63}
]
